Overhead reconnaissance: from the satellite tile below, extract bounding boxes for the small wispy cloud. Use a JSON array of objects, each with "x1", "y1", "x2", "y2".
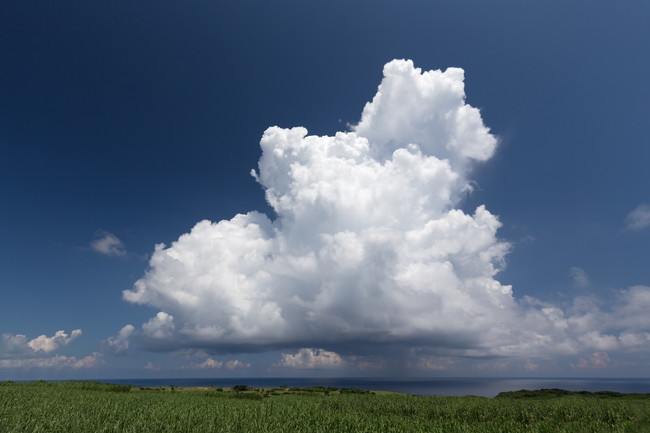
[
  {"x1": 0, "y1": 352, "x2": 102, "y2": 369},
  {"x1": 625, "y1": 204, "x2": 650, "y2": 231},
  {"x1": 224, "y1": 360, "x2": 249, "y2": 370},
  {"x1": 103, "y1": 325, "x2": 135, "y2": 355},
  {"x1": 196, "y1": 358, "x2": 223, "y2": 369},
  {"x1": 572, "y1": 352, "x2": 611, "y2": 369},
  {"x1": 570, "y1": 266, "x2": 590, "y2": 287},
  {"x1": 523, "y1": 360, "x2": 540, "y2": 371},
  {"x1": 519, "y1": 235, "x2": 536, "y2": 244},
  {"x1": 91, "y1": 231, "x2": 126, "y2": 257},
  {"x1": 143, "y1": 362, "x2": 160, "y2": 371}
]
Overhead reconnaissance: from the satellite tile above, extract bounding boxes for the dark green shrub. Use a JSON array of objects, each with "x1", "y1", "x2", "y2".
[
  {"x1": 231, "y1": 392, "x2": 263, "y2": 400},
  {"x1": 340, "y1": 388, "x2": 370, "y2": 395}
]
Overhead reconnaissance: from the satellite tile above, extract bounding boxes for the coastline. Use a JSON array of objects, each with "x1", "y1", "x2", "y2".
[{"x1": 89, "y1": 377, "x2": 650, "y2": 398}]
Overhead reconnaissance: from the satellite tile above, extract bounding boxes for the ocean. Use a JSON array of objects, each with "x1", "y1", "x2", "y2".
[{"x1": 100, "y1": 377, "x2": 650, "y2": 397}]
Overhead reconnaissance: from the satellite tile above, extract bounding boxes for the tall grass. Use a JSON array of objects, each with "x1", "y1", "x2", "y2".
[{"x1": 1, "y1": 381, "x2": 649, "y2": 432}]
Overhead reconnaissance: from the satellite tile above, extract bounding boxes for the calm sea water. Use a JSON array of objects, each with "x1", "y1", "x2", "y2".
[{"x1": 100, "y1": 377, "x2": 650, "y2": 397}]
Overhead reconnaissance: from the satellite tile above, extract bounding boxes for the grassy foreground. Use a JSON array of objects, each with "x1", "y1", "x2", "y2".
[{"x1": 1, "y1": 381, "x2": 649, "y2": 432}]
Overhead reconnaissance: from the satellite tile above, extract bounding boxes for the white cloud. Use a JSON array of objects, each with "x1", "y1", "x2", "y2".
[
  {"x1": 0, "y1": 329, "x2": 98, "y2": 370},
  {"x1": 0, "y1": 352, "x2": 102, "y2": 369},
  {"x1": 196, "y1": 357, "x2": 222, "y2": 369},
  {"x1": 565, "y1": 286, "x2": 650, "y2": 352},
  {"x1": 104, "y1": 325, "x2": 135, "y2": 355},
  {"x1": 185, "y1": 357, "x2": 250, "y2": 370},
  {"x1": 1, "y1": 333, "x2": 29, "y2": 355},
  {"x1": 277, "y1": 348, "x2": 346, "y2": 369},
  {"x1": 570, "y1": 267, "x2": 589, "y2": 287},
  {"x1": 91, "y1": 231, "x2": 126, "y2": 256},
  {"x1": 141, "y1": 312, "x2": 175, "y2": 339},
  {"x1": 119, "y1": 59, "x2": 650, "y2": 362},
  {"x1": 1, "y1": 330, "x2": 82, "y2": 355},
  {"x1": 576, "y1": 332, "x2": 619, "y2": 351},
  {"x1": 618, "y1": 332, "x2": 650, "y2": 349},
  {"x1": 225, "y1": 360, "x2": 250, "y2": 370},
  {"x1": 0, "y1": 329, "x2": 82, "y2": 357},
  {"x1": 625, "y1": 204, "x2": 650, "y2": 230},
  {"x1": 609, "y1": 285, "x2": 650, "y2": 331},
  {"x1": 354, "y1": 60, "x2": 497, "y2": 172},
  {"x1": 72, "y1": 352, "x2": 103, "y2": 368},
  {"x1": 27, "y1": 329, "x2": 82, "y2": 353}
]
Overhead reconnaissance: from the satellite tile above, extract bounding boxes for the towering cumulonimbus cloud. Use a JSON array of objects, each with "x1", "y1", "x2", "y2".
[{"x1": 121, "y1": 60, "x2": 583, "y2": 357}]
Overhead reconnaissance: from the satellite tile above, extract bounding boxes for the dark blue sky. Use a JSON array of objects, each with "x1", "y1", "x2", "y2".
[{"x1": 1, "y1": 1, "x2": 649, "y2": 379}]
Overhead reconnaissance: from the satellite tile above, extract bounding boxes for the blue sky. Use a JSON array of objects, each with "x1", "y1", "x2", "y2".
[{"x1": 1, "y1": 1, "x2": 649, "y2": 380}]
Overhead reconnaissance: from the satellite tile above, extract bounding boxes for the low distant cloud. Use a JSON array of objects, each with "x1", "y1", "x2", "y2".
[
  {"x1": 1, "y1": 334, "x2": 29, "y2": 355},
  {"x1": 2, "y1": 329, "x2": 82, "y2": 355},
  {"x1": 224, "y1": 360, "x2": 250, "y2": 370},
  {"x1": 572, "y1": 352, "x2": 611, "y2": 369},
  {"x1": 472, "y1": 360, "x2": 511, "y2": 372},
  {"x1": 143, "y1": 362, "x2": 160, "y2": 371},
  {"x1": 91, "y1": 231, "x2": 126, "y2": 257},
  {"x1": 347, "y1": 356, "x2": 387, "y2": 371},
  {"x1": 410, "y1": 355, "x2": 455, "y2": 371},
  {"x1": 277, "y1": 348, "x2": 346, "y2": 369},
  {"x1": 625, "y1": 204, "x2": 650, "y2": 230},
  {"x1": 523, "y1": 360, "x2": 540, "y2": 371},
  {"x1": 196, "y1": 358, "x2": 223, "y2": 369},
  {"x1": 0, "y1": 329, "x2": 98, "y2": 371},
  {"x1": 71, "y1": 352, "x2": 103, "y2": 368},
  {"x1": 567, "y1": 285, "x2": 650, "y2": 352},
  {"x1": 185, "y1": 357, "x2": 250, "y2": 370},
  {"x1": 104, "y1": 325, "x2": 135, "y2": 355},
  {"x1": 570, "y1": 267, "x2": 589, "y2": 287},
  {"x1": 0, "y1": 352, "x2": 101, "y2": 369}
]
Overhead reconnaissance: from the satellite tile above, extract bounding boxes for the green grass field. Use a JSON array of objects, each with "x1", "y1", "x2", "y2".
[{"x1": 1, "y1": 381, "x2": 649, "y2": 432}]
